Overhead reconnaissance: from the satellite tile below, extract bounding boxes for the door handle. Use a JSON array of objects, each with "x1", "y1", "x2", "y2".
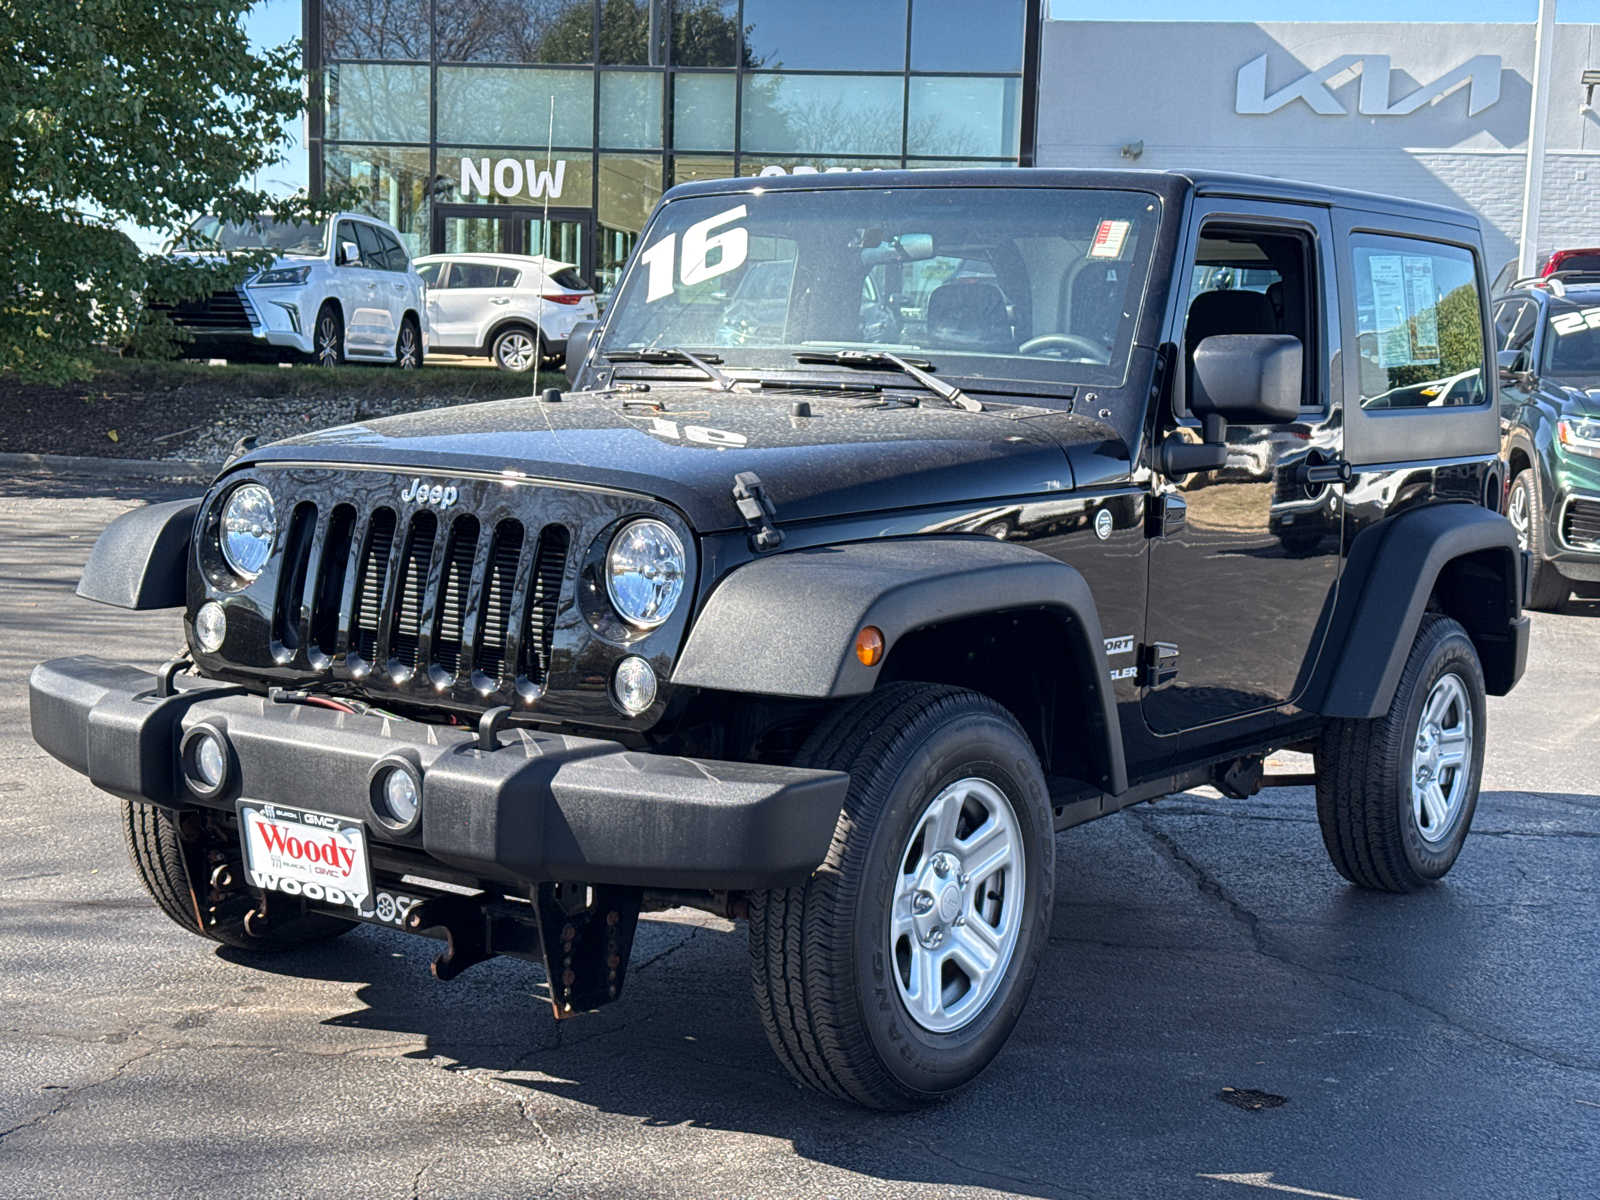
[
  {"x1": 1293, "y1": 458, "x2": 1353, "y2": 486},
  {"x1": 490, "y1": 297, "x2": 510, "y2": 305},
  {"x1": 392, "y1": 283, "x2": 406, "y2": 292}
]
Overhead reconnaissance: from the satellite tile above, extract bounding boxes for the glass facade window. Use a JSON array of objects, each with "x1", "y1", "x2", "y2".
[
  {"x1": 326, "y1": 64, "x2": 430, "y2": 142},
  {"x1": 672, "y1": 73, "x2": 735, "y2": 151},
  {"x1": 435, "y1": 0, "x2": 596, "y2": 64},
  {"x1": 323, "y1": 0, "x2": 429, "y2": 60},
  {"x1": 910, "y1": 0, "x2": 1024, "y2": 72},
  {"x1": 907, "y1": 77, "x2": 1021, "y2": 158},
  {"x1": 599, "y1": 0, "x2": 669, "y2": 65},
  {"x1": 741, "y1": 75, "x2": 904, "y2": 156},
  {"x1": 315, "y1": 0, "x2": 1035, "y2": 276},
  {"x1": 437, "y1": 67, "x2": 595, "y2": 146},
  {"x1": 671, "y1": 0, "x2": 740, "y2": 67},
  {"x1": 742, "y1": 0, "x2": 907, "y2": 71},
  {"x1": 437, "y1": 148, "x2": 595, "y2": 207},
  {"x1": 600, "y1": 71, "x2": 665, "y2": 148},
  {"x1": 324, "y1": 146, "x2": 431, "y2": 256}
]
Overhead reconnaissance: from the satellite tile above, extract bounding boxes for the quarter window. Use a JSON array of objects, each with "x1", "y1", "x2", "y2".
[
  {"x1": 496, "y1": 267, "x2": 522, "y2": 288},
  {"x1": 1350, "y1": 236, "x2": 1486, "y2": 410}
]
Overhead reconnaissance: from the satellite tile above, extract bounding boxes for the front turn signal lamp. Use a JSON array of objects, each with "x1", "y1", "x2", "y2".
[{"x1": 855, "y1": 626, "x2": 884, "y2": 667}]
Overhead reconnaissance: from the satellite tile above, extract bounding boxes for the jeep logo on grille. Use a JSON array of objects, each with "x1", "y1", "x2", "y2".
[{"x1": 400, "y1": 478, "x2": 458, "y2": 508}]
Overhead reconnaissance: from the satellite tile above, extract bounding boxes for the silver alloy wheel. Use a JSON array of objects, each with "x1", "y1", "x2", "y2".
[
  {"x1": 889, "y1": 776, "x2": 1024, "y2": 1034},
  {"x1": 396, "y1": 322, "x2": 419, "y2": 369},
  {"x1": 1507, "y1": 479, "x2": 1532, "y2": 550},
  {"x1": 1411, "y1": 671, "x2": 1473, "y2": 846},
  {"x1": 315, "y1": 313, "x2": 340, "y2": 367},
  {"x1": 496, "y1": 330, "x2": 539, "y2": 372}
]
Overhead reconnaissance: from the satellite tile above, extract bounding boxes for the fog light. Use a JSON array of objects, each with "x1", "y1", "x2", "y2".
[
  {"x1": 368, "y1": 757, "x2": 423, "y2": 834},
  {"x1": 612, "y1": 656, "x2": 658, "y2": 716},
  {"x1": 383, "y1": 769, "x2": 420, "y2": 826},
  {"x1": 194, "y1": 601, "x2": 226, "y2": 653},
  {"x1": 195, "y1": 735, "x2": 225, "y2": 789}
]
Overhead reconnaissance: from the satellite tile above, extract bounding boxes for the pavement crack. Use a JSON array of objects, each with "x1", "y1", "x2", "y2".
[
  {"x1": 1134, "y1": 810, "x2": 1600, "y2": 1078},
  {"x1": 631, "y1": 926, "x2": 700, "y2": 974},
  {"x1": 904, "y1": 1136, "x2": 1081, "y2": 1198},
  {"x1": 0, "y1": 1042, "x2": 165, "y2": 1146}
]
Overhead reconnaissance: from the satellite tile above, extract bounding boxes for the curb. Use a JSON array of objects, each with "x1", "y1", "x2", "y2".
[{"x1": 0, "y1": 451, "x2": 222, "y2": 481}]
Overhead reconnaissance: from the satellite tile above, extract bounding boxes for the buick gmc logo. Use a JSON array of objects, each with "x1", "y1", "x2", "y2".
[{"x1": 400, "y1": 478, "x2": 458, "y2": 509}]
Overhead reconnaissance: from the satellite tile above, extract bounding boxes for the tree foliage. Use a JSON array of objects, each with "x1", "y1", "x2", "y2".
[{"x1": 1, "y1": 0, "x2": 319, "y2": 382}]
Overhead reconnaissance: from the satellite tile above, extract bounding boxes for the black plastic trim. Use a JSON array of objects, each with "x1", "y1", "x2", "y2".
[{"x1": 76, "y1": 498, "x2": 200, "y2": 610}]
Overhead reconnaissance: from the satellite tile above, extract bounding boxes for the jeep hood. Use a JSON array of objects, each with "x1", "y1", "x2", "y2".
[{"x1": 240, "y1": 387, "x2": 1132, "y2": 531}]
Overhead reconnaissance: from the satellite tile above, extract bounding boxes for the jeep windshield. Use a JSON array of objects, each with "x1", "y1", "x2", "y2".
[
  {"x1": 600, "y1": 186, "x2": 1161, "y2": 392},
  {"x1": 174, "y1": 216, "x2": 328, "y2": 256}
]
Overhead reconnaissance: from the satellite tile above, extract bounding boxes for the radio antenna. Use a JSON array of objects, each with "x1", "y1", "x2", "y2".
[{"x1": 542, "y1": 95, "x2": 554, "y2": 269}]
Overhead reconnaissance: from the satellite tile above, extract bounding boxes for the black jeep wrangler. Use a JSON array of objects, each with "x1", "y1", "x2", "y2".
[{"x1": 31, "y1": 170, "x2": 1528, "y2": 1110}]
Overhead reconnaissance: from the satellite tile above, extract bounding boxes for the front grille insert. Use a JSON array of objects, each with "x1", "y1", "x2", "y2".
[
  {"x1": 1564, "y1": 498, "x2": 1600, "y2": 550},
  {"x1": 157, "y1": 288, "x2": 258, "y2": 331},
  {"x1": 268, "y1": 492, "x2": 571, "y2": 703}
]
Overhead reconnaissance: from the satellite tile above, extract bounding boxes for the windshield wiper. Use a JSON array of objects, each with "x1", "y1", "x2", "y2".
[
  {"x1": 791, "y1": 350, "x2": 983, "y2": 412},
  {"x1": 604, "y1": 347, "x2": 736, "y2": 391}
]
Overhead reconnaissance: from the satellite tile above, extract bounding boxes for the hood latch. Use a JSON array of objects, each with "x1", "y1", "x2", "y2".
[{"x1": 732, "y1": 472, "x2": 784, "y2": 553}]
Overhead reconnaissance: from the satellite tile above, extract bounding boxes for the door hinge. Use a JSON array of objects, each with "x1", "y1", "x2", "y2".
[
  {"x1": 732, "y1": 471, "x2": 784, "y2": 552},
  {"x1": 1145, "y1": 493, "x2": 1187, "y2": 538},
  {"x1": 1139, "y1": 642, "x2": 1180, "y2": 688}
]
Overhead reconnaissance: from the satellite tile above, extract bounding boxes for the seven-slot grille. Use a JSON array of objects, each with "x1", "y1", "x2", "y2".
[
  {"x1": 272, "y1": 499, "x2": 569, "y2": 698},
  {"x1": 1563, "y1": 498, "x2": 1600, "y2": 550}
]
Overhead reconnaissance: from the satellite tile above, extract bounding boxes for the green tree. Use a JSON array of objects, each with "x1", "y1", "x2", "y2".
[{"x1": 1, "y1": 0, "x2": 319, "y2": 382}]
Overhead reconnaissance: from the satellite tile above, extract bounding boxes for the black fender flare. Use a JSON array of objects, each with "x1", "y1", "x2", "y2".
[
  {"x1": 671, "y1": 537, "x2": 1128, "y2": 794},
  {"x1": 1302, "y1": 503, "x2": 1528, "y2": 719},
  {"x1": 76, "y1": 498, "x2": 200, "y2": 610}
]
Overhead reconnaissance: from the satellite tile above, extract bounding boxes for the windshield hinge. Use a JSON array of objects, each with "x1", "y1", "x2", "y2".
[{"x1": 732, "y1": 472, "x2": 784, "y2": 553}]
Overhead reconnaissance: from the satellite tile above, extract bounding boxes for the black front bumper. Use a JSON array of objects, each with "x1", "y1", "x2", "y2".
[{"x1": 29, "y1": 656, "x2": 847, "y2": 892}]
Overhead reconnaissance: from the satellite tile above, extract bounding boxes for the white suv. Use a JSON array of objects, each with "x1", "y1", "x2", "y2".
[
  {"x1": 412, "y1": 253, "x2": 598, "y2": 372},
  {"x1": 161, "y1": 212, "x2": 426, "y2": 368}
]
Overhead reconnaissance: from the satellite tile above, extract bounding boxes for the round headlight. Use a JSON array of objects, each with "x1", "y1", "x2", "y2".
[
  {"x1": 194, "y1": 601, "x2": 227, "y2": 653},
  {"x1": 220, "y1": 484, "x2": 276, "y2": 579},
  {"x1": 606, "y1": 519, "x2": 685, "y2": 629},
  {"x1": 613, "y1": 656, "x2": 659, "y2": 716}
]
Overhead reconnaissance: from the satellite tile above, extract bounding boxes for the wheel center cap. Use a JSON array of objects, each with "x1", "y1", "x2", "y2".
[{"x1": 938, "y1": 885, "x2": 962, "y2": 922}]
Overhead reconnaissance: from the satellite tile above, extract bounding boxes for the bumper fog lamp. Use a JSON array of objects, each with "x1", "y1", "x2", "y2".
[
  {"x1": 383, "y1": 769, "x2": 420, "y2": 827},
  {"x1": 613, "y1": 656, "x2": 658, "y2": 716},
  {"x1": 194, "y1": 601, "x2": 227, "y2": 653},
  {"x1": 195, "y1": 735, "x2": 225, "y2": 789}
]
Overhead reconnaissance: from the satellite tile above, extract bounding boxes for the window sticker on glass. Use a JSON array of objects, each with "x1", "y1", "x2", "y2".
[
  {"x1": 1551, "y1": 308, "x2": 1600, "y2": 336},
  {"x1": 638, "y1": 204, "x2": 749, "y2": 301},
  {"x1": 1403, "y1": 257, "x2": 1440, "y2": 363},
  {"x1": 1089, "y1": 219, "x2": 1131, "y2": 259}
]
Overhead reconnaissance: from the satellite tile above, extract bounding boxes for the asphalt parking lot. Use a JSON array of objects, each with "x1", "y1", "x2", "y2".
[{"x1": 1, "y1": 475, "x2": 1597, "y2": 1200}]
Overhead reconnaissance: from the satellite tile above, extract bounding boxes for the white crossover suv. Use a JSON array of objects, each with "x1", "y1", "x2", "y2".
[
  {"x1": 412, "y1": 253, "x2": 598, "y2": 372},
  {"x1": 160, "y1": 212, "x2": 427, "y2": 368}
]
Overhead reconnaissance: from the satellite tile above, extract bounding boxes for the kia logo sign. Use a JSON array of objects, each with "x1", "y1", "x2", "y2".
[
  {"x1": 1236, "y1": 54, "x2": 1501, "y2": 117},
  {"x1": 460, "y1": 157, "x2": 568, "y2": 200}
]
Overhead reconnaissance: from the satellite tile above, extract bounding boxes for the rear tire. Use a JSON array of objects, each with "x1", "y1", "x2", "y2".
[
  {"x1": 748, "y1": 683, "x2": 1053, "y2": 1109},
  {"x1": 491, "y1": 325, "x2": 542, "y2": 373},
  {"x1": 1314, "y1": 614, "x2": 1486, "y2": 892},
  {"x1": 122, "y1": 801, "x2": 353, "y2": 951},
  {"x1": 1508, "y1": 469, "x2": 1569, "y2": 611}
]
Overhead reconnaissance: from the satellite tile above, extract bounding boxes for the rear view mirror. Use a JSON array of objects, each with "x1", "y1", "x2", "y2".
[
  {"x1": 1191, "y1": 334, "x2": 1303, "y2": 426},
  {"x1": 565, "y1": 319, "x2": 598, "y2": 387},
  {"x1": 860, "y1": 233, "x2": 934, "y2": 266}
]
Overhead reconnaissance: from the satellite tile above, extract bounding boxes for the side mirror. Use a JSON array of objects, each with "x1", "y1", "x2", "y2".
[
  {"x1": 337, "y1": 241, "x2": 360, "y2": 266},
  {"x1": 1190, "y1": 333, "x2": 1303, "y2": 426},
  {"x1": 1497, "y1": 348, "x2": 1529, "y2": 380},
  {"x1": 564, "y1": 319, "x2": 598, "y2": 387}
]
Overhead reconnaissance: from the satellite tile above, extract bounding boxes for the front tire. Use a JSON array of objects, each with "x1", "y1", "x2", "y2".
[
  {"x1": 311, "y1": 303, "x2": 343, "y2": 368},
  {"x1": 122, "y1": 801, "x2": 353, "y2": 951},
  {"x1": 1508, "y1": 469, "x2": 1569, "y2": 610},
  {"x1": 393, "y1": 315, "x2": 421, "y2": 369},
  {"x1": 1314, "y1": 614, "x2": 1487, "y2": 892},
  {"x1": 749, "y1": 684, "x2": 1054, "y2": 1109}
]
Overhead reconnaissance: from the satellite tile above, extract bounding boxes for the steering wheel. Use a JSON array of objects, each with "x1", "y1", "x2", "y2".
[{"x1": 1018, "y1": 333, "x2": 1109, "y2": 362}]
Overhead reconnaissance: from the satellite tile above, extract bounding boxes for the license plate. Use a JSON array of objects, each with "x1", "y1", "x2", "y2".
[{"x1": 237, "y1": 802, "x2": 372, "y2": 918}]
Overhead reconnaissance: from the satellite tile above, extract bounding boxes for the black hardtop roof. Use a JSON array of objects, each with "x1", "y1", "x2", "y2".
[{"x1": 660, "y1": 167, "x2": 1477, "y2": 228}]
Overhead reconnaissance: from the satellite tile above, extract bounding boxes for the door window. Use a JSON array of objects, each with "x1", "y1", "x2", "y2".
[
  {"x1": 443, "y1": 261, "x2": 500, "y2": 289},
  {"x1": 415, "y1": 262, "x2": 442, "y2": 286},
  {"x1": 335, "y1": 220, "x2": 361, "y2": 266},
  {"x1": 1349, "y1": 236, "x2": 1486, "y2": 410},
  {"x1": 354, "y1": 223, "x2": 386, "y2": 269},
  {"x1": 1493, "y1": 299, "x2": 1532, "y2": 351}
]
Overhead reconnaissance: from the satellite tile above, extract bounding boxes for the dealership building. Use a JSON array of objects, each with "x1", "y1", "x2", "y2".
[{"x1": 305, "y1": 1, "x2": 1600, "y2": 294}]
